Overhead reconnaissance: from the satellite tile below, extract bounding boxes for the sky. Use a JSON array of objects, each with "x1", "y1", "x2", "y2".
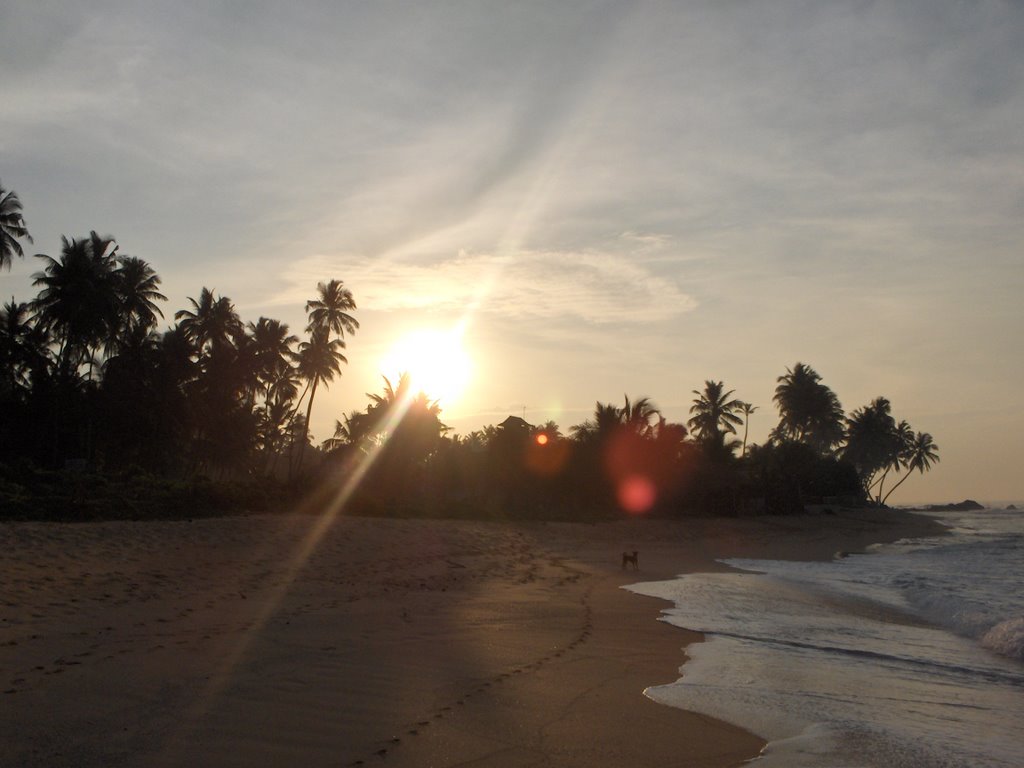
[{"x1": 3, "y1": 1, "x2": 1023, "y2": 504}]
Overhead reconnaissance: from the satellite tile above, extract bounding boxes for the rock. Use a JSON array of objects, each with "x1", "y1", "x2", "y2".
[{"x1": 913, "y1": 499, "x2": 986, "y2": 512}]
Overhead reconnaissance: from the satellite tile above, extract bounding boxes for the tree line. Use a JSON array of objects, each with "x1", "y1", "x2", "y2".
[
  {"x1": 1, "y1": 179, "x2": 937, "y2": 519},
  {"x1": 320, "y1": 366, "x2": 938, "y2": 520},
  {"x1": 2, "y1": 180, "x2": 355, "y2": 484}
]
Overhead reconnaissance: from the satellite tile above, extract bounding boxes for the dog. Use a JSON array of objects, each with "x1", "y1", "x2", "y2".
[{"x1": 621, "y1": 550, "x2": 639, "y2": 570}]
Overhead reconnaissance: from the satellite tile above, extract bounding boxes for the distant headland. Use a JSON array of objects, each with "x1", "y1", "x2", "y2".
[{"x1": 905, "y1": 499, "x2": 984, "y2": 512}]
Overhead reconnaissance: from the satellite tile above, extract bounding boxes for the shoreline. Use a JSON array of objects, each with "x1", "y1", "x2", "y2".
[
  {"x1": 1, "y1": 509, "x2": 944, "y2": 767},
  {"x1": 614, "y1": 507, "x2": 950, "y2": 765}
]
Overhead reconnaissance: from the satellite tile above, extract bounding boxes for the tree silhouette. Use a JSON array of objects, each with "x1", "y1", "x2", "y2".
[
  {"x1": 112, "y1": 256, "x2": 166, "y2": 346},
  {"x1": 322, "y1": 409, "x2": 378, "y2": 455},
  {"x1": 355, "y1": 373, "x2": 451, "y2": 506},
  {"x1": 0, "y1": 181, "x2": 32, "y2": 270},
  {"x1": 882, "y1": 432, "x2": 940, "y2": 504},
  {"x1": 620, "y1": 395, "x2": 660, "y2": 437},
  {"x1": 306, "y1": 279, "x2": 359, "y2": 338},
  {"x1": 293, "y1": 327, "x2": 348, "y2": 473},
  {"x1": 842, "y1": 397, "x2": 901, "y2": 498},
  {"x1": 285, "y1": 279, "x2": 359, "y2": 476},
  {"x1": 174, "y1": 288, "x2": 244, "y2": 358},
  {"x1": 570, "y1": 400, "x2": 632, "y2": 443},
  {"x1": 738, "y1": 401, "x2": 758, "y2": 457},
  {"x1": 32, "y1": 233, "x2": 120, "y2": 375},
  {"x1": 688, "y1": 380, "x2": 743, "y2": 457},
  {"x1": 772, "y1": 363, "x2": 845, "y2": 454},
  {"x1": 366, "y1": 372, "x2": 407, "y2": 411},
  {"x1": 366, "y1": 374, "x2": 449, "y2": 445},
  {"x1": 0, "y1": 299, "x2": 47, "y2": 398},
  {"x1": 248, "y1": 317, "x2": 298, "y2": 396},
  {"x1": 872, "y1": 419, "x2": 914, "y2": 503}
]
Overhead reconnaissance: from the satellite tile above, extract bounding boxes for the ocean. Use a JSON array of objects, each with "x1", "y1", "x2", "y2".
[{"x1": 627, "y1": 507, "x2": 1024, "y2": 767}]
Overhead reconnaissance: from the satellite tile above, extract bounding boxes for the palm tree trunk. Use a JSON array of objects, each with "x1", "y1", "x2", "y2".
[
  {"x1": 875, "y1": 467, "x2": 893, "y2": 505},
  {"x1": 287, "y1": 380, "x2": 313, "y2": 425},
  {"x1": 294, "y1": 376, "x2": 318, "y2": 476},
  {"x1": 882, "y1": 470, "x2": 915, "y2": 506}
]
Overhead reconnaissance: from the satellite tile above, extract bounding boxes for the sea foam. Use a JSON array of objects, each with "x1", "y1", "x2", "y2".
[
  {"x1": 628, "y1": 507, "x2": 1024, "y2": 767},
  {"x1": 982, "y1": 617, "x2": 1024, "y2": 661}
]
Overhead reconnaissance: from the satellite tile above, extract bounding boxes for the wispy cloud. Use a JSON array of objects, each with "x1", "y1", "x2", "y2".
[{"x1": 276, "y1": 243, "x2": 696, "y2": 325}]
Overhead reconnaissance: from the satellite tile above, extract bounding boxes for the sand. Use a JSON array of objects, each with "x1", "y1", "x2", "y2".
[{"x1": 1, "y1": 508, "x2": 944, "y2": 767}]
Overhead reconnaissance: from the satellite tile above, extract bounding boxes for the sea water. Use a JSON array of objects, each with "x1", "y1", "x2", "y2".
[{"x1": 627, "y1": 508, "x2": 1024, "y2": 767}]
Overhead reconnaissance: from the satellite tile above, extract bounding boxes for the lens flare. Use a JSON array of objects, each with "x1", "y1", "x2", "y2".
[{"x1": 618, "y1": 474, "x2": 657, "y2": 514}]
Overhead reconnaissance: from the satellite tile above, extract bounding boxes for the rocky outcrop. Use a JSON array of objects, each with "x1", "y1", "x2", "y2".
[{"x1": 909, "y1": 499, "x2": 985, "y2": 512}]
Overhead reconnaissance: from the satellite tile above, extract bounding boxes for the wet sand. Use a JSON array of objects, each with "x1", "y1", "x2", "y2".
[{"x1": 1, "y1": 508, "x2": 943, "y2": 767}]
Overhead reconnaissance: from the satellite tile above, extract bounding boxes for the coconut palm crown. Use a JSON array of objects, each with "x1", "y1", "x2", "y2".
[
  {"x1": 1, "y1": 181, "x2": 33, "y2": 270},
  {"x1": 688, "y1": 380, "x2": 743, "y2": 444},
  {"x1": 772, "y1": 362, "x2": 845, "y2": 454},
  {"x1": 306, "y1": 279, "x2": 359, "y2": 338},
  {"x1": 882, "y1": 432, "x2": 940, "y2": 504}
]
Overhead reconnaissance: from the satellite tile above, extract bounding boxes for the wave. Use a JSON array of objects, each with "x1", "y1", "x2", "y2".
[
  {"x1": 982, "y1": 617, "x2": 1024, "y2": 661},
  {"x1": 706, "y1": 629, "x2": 1024, "y2": 686},
  {"x1": 897, "y1": 576, "x2": 997, "y2": 636}
]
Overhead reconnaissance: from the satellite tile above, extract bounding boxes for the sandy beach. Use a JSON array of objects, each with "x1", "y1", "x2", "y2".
[{"x1": 1, "y1": 508, "x2": 944, "y2": 767}]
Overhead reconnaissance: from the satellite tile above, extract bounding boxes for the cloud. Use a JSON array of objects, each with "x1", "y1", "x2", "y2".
[{"x1": 276, "y1": 244, "x2": 696, "y2": 325}]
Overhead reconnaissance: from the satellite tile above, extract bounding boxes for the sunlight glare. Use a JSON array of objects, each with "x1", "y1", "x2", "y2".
[{"x1": 380, "y1": 328, "x2": 471, "y2": 404}]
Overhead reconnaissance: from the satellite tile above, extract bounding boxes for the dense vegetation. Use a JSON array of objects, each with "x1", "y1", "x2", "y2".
[{"x1": 1, "y1": 180, "x2": 938, "y2": 520}]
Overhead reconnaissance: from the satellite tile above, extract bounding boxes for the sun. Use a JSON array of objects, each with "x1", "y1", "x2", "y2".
[{"x1": 380, "y1": 328, "x2": 472, "y2": 405}]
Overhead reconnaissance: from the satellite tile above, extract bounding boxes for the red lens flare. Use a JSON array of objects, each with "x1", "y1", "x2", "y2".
[{"x1": 617, "y1": 474, "x2": 657, "y2": 514}]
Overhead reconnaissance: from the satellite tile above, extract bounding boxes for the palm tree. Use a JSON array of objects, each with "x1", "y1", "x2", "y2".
[
  {"x1": 652, "y1": 415, "x2": 689, "y2": 459},
  {"x1": 263, "y1": 355, "x2": 301, "y2": 407},
  {"x1": 174, "y1": 288, "x2": 244, "y2": 357},
  {"x1": 688, "y1": 380, "x2": 743, "y2": 450},
  {"x1": 367, "y1": 372, "x2": 410, "y2": 411},
  {"x1": 228, "y1": 330, "x2": 263, "y2": 408},
  {"x1": 258, "y1": 397, "x2": 296, "y2": 472},
  {"x1": 0, "y1": 299, "x2": 47, "y2": 396},
  {"x1": 32, "y1": 232, "x2": 120, "y2": 374},
  {"x1": 114, "y1": 256, "x2": 166, "y2": 340},
  {"x1": 247, "y1": 317, "x2": 298, "y2": 400},
  {"x1": 0, "y1": 181, "x2": 32, "y2": 270},
  {"x1": 620, "y1": 395, "x2": 660, "y2": 437},
  {"x1": 570, "y1": 401, "x2": 625, "y2": 443},
  {"x1": 534, "y1": 419, "x2": 563, "y2": 441},
  {"x1": 772, "y1": 363, "x2": 845, "y2": 454},
  {"x1": 306, "y1": 279, "x2": 359, "y2": 338},
  {"x1": 255, "y1": 351, "x2": 301, "y2": 476},
  {"x1": 842, "y1": 397, "x2": 901, "y2": 498},
  {"x1": 322, "y1": 410, "x2": 377, "y2": 454},
  {"x1": 155, "y1": 326, "x2": 198, "y2": 389},
  {"x1": 882, "y1": 432, "x2": 940, "y2": 504},
  {"x1": 364, "y1": 373, "x2": 449, "y2": 469},
  {"x1": 873, "y1": 419, "x2": 914, "y2": 503},
  {"x1": 292, "y1": 327, "x2": 348, "y2": 473},
  {"x1": 738, "y1": 402, "x2": 758, "y2": 457}
]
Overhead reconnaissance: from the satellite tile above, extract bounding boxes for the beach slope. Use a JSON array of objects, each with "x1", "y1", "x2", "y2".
[{"x1": 1, "y1": 509, "x2": 941, "y2": 767}]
